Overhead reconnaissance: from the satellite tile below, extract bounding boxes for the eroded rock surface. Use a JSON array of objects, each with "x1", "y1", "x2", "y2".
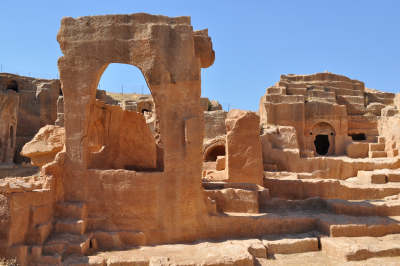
[{"x1": 20, "y1": 125, "x2": 65, "y2": 168}]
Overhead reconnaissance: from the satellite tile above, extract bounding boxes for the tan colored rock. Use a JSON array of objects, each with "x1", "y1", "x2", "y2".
[
  {"x1": 200, "y1": 97, "x2": 210, "y2": 111},
  {"x1": 210, "y1": 100, "x2": 222, "y2": 111},
  {"x1": 204, "y1": 188, "x2": 259, "y2": 213},
  {"x1": 216, "y1": 156, "x2": 225, "y2": 170},
  {"x1": 97, "y1": 240, "x2": 253, "y2": 266},
  {"x1": 357, "y1": 170, "x2": 387, "y2": 184},
  {"x1": 262, "y1": 232, "x2": 319, "y2": 255},
  {"x1": 321, "y1": 234, "x2": 400, "y2": 261},
  {"x1": 194, "y1": 29, "x2": 216, "y2": 68},
  {"x1": 225, "y1": 109, "x2": 263, "y2": 186},
  {"x1": 86, "y1": 100, "x2": 157, "y2": 170},
  {"x1": 20, "y1": 125, "x2": 65, "y2": 168},
  {"x1": 381, "y1": 105, "x2": 398, "y2": 117},
  {"x1": 346, "y1": 142, "x2": 369, "y2": 158}
]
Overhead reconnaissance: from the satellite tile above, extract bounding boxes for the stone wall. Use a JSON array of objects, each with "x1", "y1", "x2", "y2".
[
  {"x1": 0, "y1": 74, "x2": 61, "y2": 164},
  {"x1": 204, "y1": 110, "x2": 227, "y2": 140}
]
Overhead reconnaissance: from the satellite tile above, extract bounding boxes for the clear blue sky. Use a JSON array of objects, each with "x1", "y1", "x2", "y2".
[{"x1": 1, "y1": 0, "x2": 399, "y2": 111}]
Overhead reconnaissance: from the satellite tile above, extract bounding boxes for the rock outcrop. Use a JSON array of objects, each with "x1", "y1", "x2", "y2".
[
  {"x1": 20, "y1": 125, "x2": 65, "y2": 169},
  {"x1": 225, "y1": 109, "x2": 264, "y2": 186}
]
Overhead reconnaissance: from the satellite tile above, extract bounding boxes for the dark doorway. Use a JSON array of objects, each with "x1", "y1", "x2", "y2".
[
  {"x1": 7, "y1": 80, "x2": 18, "y2": 92},
  {"x1": 314, "y1": 134, "x2": 330, "y2": 155},
  {"x1": 349, "y1": 133, "x2": 366, "y2": 141},
  {"x1": 204, "y1": 145, "x2": 225, "y2": 161}
]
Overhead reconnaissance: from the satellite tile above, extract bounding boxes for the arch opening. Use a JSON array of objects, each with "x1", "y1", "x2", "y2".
[
  {"x1": 314, "y1": 134, "x2": 330, "y2": 155},
  {"x1": 98, "y1": 63, "x2": 150, "y2": 98},
  {"x1": 88, "y1": 63, "x2": 161, "y2": 172},
  {"x1": 7, "y1": 80, "x2": 18, "y2": 92},
  {"x1": 310, "y1": 122, "x2": 335, "y2": 156},
  {"x1": 204, "y1": 145, "x2": 226, "y2": 161}
]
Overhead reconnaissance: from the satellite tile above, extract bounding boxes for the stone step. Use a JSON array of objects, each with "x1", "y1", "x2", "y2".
[
  {"x1": 262, "y1": 232, "x2": 320, "y2": 255},
  {"x1": 321, "y1": 234, "x2": 400, "y2": 261},
  {"x1": 357, "y1": 170, "x2": 387, "y2": 184},
  {"x1": 205, "y1": 187, "x2": 259, "y2": 213},
  {"x1": 369, "y1": 143, "x2": 385, "y2": 152},
  {"x1": 63, "y1": 254, "x2": 106, "y2": 265},
  {"x1": 31, "y1": 220, "x2": 53, "y2": 245},
  {"x1": 30, "y1": 246, "x2": 62, "y2": 264},
  {"x1": 369, "y1": 151, "x2": 387, "y2": 158},
  {"x1": 34, "y1": 253, "x2": 62, "y2": 264},
  {"x1": 91, "y1": 230, "x2": 146, "y2": 250},
  {"x1": 55, "y1": 218, "x2": 87, "y2": 235},
  {"x1": 357, "y1": 169, "x2": 400, "y2": 183},
  {"x1": 260, "y1": 197, "x2": 325, "y2": 212},
  {"x1": 266, "y1": 86, "x2": 286, "y2": 95},
  {"x1": 318, "y1": 214, "x2": 400, "y2": 237},
  {"x1": 336, "y1": 95, "x2": 364, "y2": 105},
  {"x1": 54, "y1": 202, "x2": 87, "y2": 220},
  {"x1": 264, "y1": 177, "x2": 400, "y2": 200},
  {"x1": 263, "y1": 164, "x2": 277, "y2": 171},
  {"x1": 326, "y1": 199, "x2": 400, "y2": 216},
  {"x1": 43, "y1": 233, "x2": 92, "y2": 256},
  {"x1": 202, "y1": 182, "x2": 259, "y2": 191}
]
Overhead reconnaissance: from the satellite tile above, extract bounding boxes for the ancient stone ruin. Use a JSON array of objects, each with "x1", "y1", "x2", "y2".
[
  {"x1": 0, "y1": 74, "x2": 61, "y2": 164},
  {"x1": 2, "y1": 13, "x2": 400, "y2": 266}
]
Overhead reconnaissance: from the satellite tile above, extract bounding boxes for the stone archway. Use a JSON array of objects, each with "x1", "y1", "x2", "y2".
[
  {"x1": 7, "y1": 80, "x2": 18, "y2": 92},
  {"x1": 310, "y1": 122, "x2": 336, "y2": 156},
  {"x1": 56, "y1": 13, "x2": 215, "y2": 244},
  {"x1": 203, "y1": 136, "x2": 226, "y2": 161}
]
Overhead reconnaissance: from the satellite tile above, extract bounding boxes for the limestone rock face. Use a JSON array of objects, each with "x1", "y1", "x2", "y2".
[
  {"x1": 225, "y1": 109, "x2": 263, "y2": 186},
  {"x1": 20, "y1": 125, "x2": 65, "y2": 168}
]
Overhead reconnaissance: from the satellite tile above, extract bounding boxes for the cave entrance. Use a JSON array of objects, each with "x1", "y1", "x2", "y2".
[
  {"x1": 7, "y1": 80, "x2": 18, "y2": 92},
  {"x1": 314, "y1": 135, "x2": 330, "y2": 155},
  {"x1": 204, "y1": 145, "x2": 225, "y2": 161}
]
